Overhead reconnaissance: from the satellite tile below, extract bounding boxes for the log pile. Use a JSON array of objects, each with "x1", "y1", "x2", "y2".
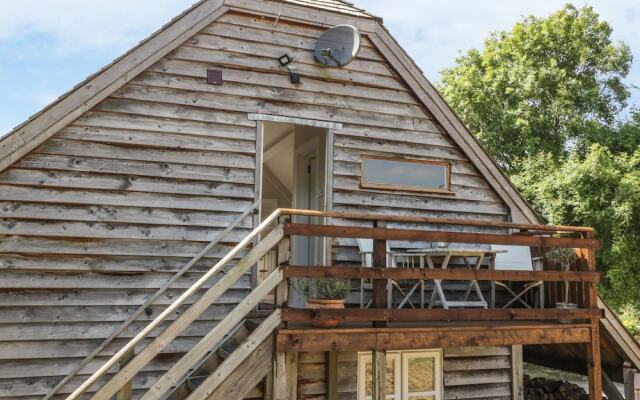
[{"x1": 524, "y1": 375, "x2": 601, "y2": 400}]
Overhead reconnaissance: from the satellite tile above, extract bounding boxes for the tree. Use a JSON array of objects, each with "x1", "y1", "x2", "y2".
[
  {"x1": 439, "y1": 4, "x2": 632, "y2": 171},
  {"x1": 512, "y1": 145, "x2": 640, "y2": 309}
]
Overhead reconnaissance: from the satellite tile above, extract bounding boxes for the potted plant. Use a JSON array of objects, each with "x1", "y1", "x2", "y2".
[
  {"x1": 296, "y1": 278, "x2": 350, "y2": 328},
  {"x1": 547, "y1": 247, "x2": 577, "y2": 322}
]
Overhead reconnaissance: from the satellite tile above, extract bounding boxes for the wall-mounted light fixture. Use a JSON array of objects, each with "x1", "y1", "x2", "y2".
[
  {"x1": 278, "y1": 54, "x2": 301, "y2": 84},
  {"x1": 278, "y1": 54, "x2": 293, "y2": 67}
]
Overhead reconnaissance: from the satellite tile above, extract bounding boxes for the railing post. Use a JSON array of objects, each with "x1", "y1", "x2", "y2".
[
  {"x1": 276, "y1": 235, "x2": 291, "y2": 312},
  {"x1": 372, "y1": 220, "x2": 387, "y2": 327},
  {"x1": 116, "y1": 348, "x2": 135, "y2": 400}
]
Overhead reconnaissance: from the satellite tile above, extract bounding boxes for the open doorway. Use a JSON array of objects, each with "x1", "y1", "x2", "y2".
[{"x1": 259, "y1": 121, "x2": 328, "y2": 273}]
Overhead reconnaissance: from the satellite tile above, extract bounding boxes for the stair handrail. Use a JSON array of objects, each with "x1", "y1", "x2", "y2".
[
  {"x1": 63, "y1": 201, "x2": 281, "y2": 400},
  {"x1": 163, "y1": 318, "x2": 248, "y2": 400}
]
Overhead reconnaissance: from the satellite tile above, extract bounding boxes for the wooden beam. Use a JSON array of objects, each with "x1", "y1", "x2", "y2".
[
  {"x1": 581, "y1": 232, "x2": 603, "y2": 400},
  {"x1": 115, "y1": 349, "x2": 135, "y2": 400},
  {"x1": 273, "y1": 351, "x2": 298, "y2": 400},
  {"x1": 372, "y1": 221, "x2": 387, "y2": 327},
  {"x1": 372, "y1": 351, "x2": 386, "y2": 400},
  {"x1": 281, "y1": 266, "x2": 602, "y2": 283},
  {"x1": 280, "y1": 308, "x2": 604, "y2": 323},
  {"x1": 511, "y1": 345, "x2": 524, "y2": 400},
  {"x1": 139, "y1": 269, "x2": 284, "y2": 400},
  {"x1": 279, "y1": 208, "x2": 593, "y2": 233},
  {"x1": 277, "y1": 323, "x2": 592, "y2": 352},
  {"x1": 185, "y1": 311, "x2": 281, "y2": 400},
  {"x1": 327, "y1": 352, "x2": 338, "y2": 400},
  {"x1": 283, "y1": 223, "x2": 601, "y2": 249},
  {"x1": 588, "y1": 319, "x2": 603, "y2": 400},
  {"x1": 204, "y1": 336, "x2": 274, "y2": 400}
]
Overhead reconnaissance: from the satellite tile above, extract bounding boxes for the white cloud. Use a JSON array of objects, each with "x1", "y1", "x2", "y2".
[
  {"x1": 358, "y1": 0, "x2": 640, "y2": 83},
  {"x1": 0, "y1": 0, "x2": 194, "y2": 54}
]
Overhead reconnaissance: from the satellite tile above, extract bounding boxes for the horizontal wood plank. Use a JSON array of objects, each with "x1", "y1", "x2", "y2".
[
  {"x1": 276, "y1": 323, "x2": 592, "y2": 352},
  {"x1": 283, "y1": 223, "x2": 600, "y2": 249}
]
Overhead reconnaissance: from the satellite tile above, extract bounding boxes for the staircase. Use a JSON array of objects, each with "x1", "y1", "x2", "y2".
[
  {"x1": 170, "y1": 318, "x2": 273, "y2": 400},
  {"x1": 57, "y1": 208, "x2": 291, "y2": 400}
]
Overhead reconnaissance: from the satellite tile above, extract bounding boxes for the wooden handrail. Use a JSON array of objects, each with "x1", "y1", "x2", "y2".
[
  {"x1": 279, "y1": 208, "x2": 594, "y2": 233},
  {"x1": 66, "y1": 208, "x2": 285, "y2": 400},
  {"x1": 89, "y1": 225, "x2": 284, "y2": 400},
  {"x1": 67, "y1": 207, "x2": 598, "y2": 400},
  {"x1": 281, "y1": 266, "x2": 602, "y2": 283},
  {"x1": 140, "y1": 270, "x2": 284, "y2": 400},
  {"x1": 45, "y1": 201, "x2": 260, "y2": 400},
  {"x1": 281, "y1": 308, "x2": 604, "y2": 323},
  {"x1": 283, "y1": 223, "x2": 601, "y2": 249}
]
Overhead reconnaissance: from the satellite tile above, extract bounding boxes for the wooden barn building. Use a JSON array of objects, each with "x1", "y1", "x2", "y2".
[{"x1": 1, "y1": 1, "x2": 640, "y2": 399}]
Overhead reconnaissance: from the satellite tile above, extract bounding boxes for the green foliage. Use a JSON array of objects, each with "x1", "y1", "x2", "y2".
[
  {"x1": 439, "y1": 4, "x2": 632, "y2": 171},
  {"x1": 619, "y1": 304, "x2": 640, "y2": 340},
  {"x1": 437, "y1": 2, "x2": 640, "y2": 329},
  {"x1": 295, "y1": 278, "x2": 350, "y2": 300},
  {"x1": 512, "y1": 145, "x2": 640, "y2": 309}
]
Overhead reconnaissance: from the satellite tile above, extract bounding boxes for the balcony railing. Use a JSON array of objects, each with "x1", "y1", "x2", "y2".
[{"x1": 272, "y1": 208, "x2": 601, "y2": 326}]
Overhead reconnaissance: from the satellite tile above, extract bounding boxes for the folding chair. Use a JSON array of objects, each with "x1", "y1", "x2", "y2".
[
  {"x1": 356, "y1": 239, "x2": 416, "y2": 309},
  {"x1": 491, "y1": 245, "x2": 544, "y2": 308}
]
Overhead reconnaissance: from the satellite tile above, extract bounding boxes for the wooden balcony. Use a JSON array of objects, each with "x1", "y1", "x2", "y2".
[{"x1": 266, "y1": 209, "x2": 604, "y2": 398}]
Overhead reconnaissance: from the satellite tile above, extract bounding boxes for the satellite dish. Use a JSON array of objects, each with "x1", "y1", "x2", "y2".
[{"x1": 314, "y1": 25, "x2": 361, "y2": 67}]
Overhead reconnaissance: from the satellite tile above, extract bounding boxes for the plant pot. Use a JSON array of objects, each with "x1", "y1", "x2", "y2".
[
  {"x1": 306, "y1": 298, "x2": 346, "y2": 328},
  {"x1": 555, "y1": 302, "x2": 577, "y2": 323}
]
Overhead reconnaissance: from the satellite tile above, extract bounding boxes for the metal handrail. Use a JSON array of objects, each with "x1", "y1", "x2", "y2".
[{"x1": 47, "y1": 200, "x2": 260, "y2": 400}]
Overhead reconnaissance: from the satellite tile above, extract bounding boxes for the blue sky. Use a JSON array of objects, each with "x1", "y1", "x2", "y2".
[{"x1": 1, "y1": 0, "x2": 638, "y2": 137}]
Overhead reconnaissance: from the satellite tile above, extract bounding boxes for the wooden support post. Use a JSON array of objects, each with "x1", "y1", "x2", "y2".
[
  {"x1": 116, "y1": 349, "x2": 135, "y2": 400},
  {"x1": 587, "y1": 319, "x2": 602, "y2": 400},
  {"x1": 372, "y1": 350, "x2": 386, "y2": 400},
  {"x1": 327, "y1": 352, "x2": 339, "y2": 400},
  {"x1": 372, "y1": 221, "x2": 387, "y2": 327},
  {"x1": 264, "y1": 369, "x2": 274, "y2": 400},
  {"x1": 582, "y1": 235, "x2": 602, "y2": 400},
  {"x1": 624, "y1": 363, "x2": 640, "y2": 400},
  {"x1": 273, "y1": 351, "x2": 298, "y2": 400},
  {"x1": 511, "y1": 345, "x2": 524, "y2": 400},
  {"x1": 277, "y1": 236, "x2": 291, "y2": 267}
]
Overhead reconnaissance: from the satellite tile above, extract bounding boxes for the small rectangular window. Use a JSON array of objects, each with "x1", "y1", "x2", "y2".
[{"x1": 360, "y1": 155, "x2": 452, "y2": 194}]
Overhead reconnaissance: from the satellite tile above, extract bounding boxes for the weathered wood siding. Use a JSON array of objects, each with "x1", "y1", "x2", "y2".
[
  {"x1": 297, "y1": 347, "x2": 515, "y2": 400},
  {"x1": 0, "y1": 10, "x2": 512, "y2": 399}
]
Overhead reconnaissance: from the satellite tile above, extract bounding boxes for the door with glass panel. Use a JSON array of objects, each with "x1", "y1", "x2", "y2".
[{"x1": 357, "y1": 350, "x2": 443, "y2": 400}]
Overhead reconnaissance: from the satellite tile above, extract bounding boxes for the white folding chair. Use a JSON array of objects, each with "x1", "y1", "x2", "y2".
[
  {"x1": 356, "y1": 239, "x2": 414, "y2": 308},
  {"x1": 492, "y1": 245, "x2": 544, "y2": 308}
]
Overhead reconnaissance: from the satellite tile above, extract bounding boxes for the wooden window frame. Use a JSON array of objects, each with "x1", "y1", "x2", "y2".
[
  {"x1": 357, "y1": 350, "x2": 443, "y2": 400},
  {"x1": 402, "y1": 349, "x2": 443, "y2": 399},
  {"x1": 357, "y1": 352, "x2": 402, "y2": 400},
  {"x1": 360, "y1": 155, "x2": 453, "y2": 195}
]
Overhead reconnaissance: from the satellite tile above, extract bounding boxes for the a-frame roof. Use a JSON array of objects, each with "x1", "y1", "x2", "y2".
[
  {"x1": 1, "y1": 0, "x2": 639, "y2": 375},
  {"x1": 0, "y1": 0, "x2": 537, "y2": 223}
]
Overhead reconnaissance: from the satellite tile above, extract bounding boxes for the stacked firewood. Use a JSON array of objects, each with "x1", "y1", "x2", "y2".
[{"x1": 524, "y1": 375, "x2": 600, "y2": 400}]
